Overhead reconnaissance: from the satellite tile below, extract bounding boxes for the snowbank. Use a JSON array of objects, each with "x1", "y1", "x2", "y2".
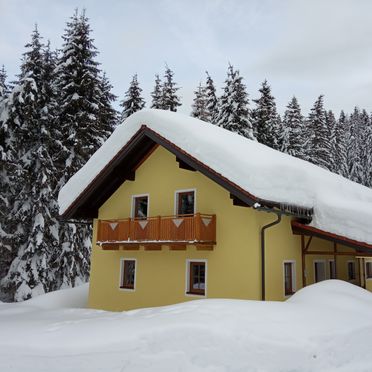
[
  {"x1": 58, "y1": 109, "x2": 372, "y2": 245},
  {"x1": 0, "y1": 280, "x2": 371, "y2": 371},
  {"x1": 20, "y1": 283, "x2": 89, "y2": 309}
]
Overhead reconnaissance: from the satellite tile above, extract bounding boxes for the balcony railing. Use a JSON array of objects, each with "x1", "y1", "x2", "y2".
[{"x1": 97, "y1": 213, "x2": 216, "y2": 249}]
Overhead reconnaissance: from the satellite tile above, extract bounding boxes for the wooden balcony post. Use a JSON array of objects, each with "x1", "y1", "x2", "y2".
[
  {"x1": 195, "y1": 213, "x2": 201, "y2": 241},
  {"x1": 156, "y1": 216, "x2": 161, "y2": 241},
  {"x1": 128, "y1": 218, "x2": 132, "y2": 241},
  {"x1": 97, "y1": 220, "x2": 101, "y2": 242}
]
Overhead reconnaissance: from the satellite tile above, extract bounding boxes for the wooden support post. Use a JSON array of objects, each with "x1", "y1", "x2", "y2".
[
  {"x1": 301, "y1": 235, "x2": 306, "y2": 287},
  {"x1": 334, "y1": 242, "x2": 337, "y2": 279}
]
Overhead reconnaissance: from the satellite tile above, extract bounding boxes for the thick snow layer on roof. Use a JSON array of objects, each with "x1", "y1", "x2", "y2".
[
  {"x1": 1, "y1": 280, "x2": 372, "y2": 371},
  {"x1": 58, "y1": 109, "x2": 372, "y2": 244}
]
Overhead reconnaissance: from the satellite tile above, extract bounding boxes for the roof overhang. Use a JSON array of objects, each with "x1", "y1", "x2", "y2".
[
  {"x1": 61, "y1": 125, "x2": 262, "y2": 219},
  {"x1": 291, "y1": 220, "x2": 372, "y2": 252}
]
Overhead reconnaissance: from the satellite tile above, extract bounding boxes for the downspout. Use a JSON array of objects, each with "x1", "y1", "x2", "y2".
[{"x1": 254, "y1": 204, "x2": 282, "y2": 301}]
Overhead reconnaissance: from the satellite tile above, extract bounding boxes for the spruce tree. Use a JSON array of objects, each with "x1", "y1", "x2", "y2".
[
  {"x1": 161, "y1": 66, "x2": 181, "y2": 111},
  {"x1": 120, "y1": 74, "x2": 145, "y2": 122},
  {"x1": 347, "y1": 107, "x2": 365, "y2": 184},
  {"x1": 251, "y1": 80, "x2": 281, "y2": 149},
  {"x1": 150, "y1": 74, "x2": 162, "y2": 109},
  {"x1": 1, "y1": 28, "x2": 61, "y2": 300},
  {"x1": 335, "y1": 111, "x2": 349, "y2": 178},
  {"x1": 364, "y1": 115, "x2": 372, "y2": 187},
  {"x1": 0, "y1": 66, "x2": 15, "y2": 296},
  {"x1": 0, "y1": 66, "x2": 9, "y2": 100},
  {"x1": 306, "y1": 95, "x2": 330, "y2": 170},
  {"x1": 215, "y1": 64, "x2": 254, "y2": 139},
  {"x1": 281, "y1": 96, "x2": 305, "y2": 158},
  {"x1": 54, "y1": 10, "x2": 115, "y2": 289},
  {"x1": 204, "y1": 71, "x2": 218, "y2": 124},
  {"x1": 325, "y1": 110, "x2": 337, "y2": 172},
  {"x1": 97, "y1": 72, "x2": 118, "y2": 135},
  {"x1": 191, "y1": 83, "x2": 208, "y2": 121}
]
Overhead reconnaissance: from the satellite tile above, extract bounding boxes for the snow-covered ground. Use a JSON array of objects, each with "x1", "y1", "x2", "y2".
[{"x1": 0, "y1": 280, "x2": 372, "y2": 372}]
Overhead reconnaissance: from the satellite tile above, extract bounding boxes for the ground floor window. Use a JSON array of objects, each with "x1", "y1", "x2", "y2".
[
  {"x1": 329, "y1": 260, "x2": 336, "y2": 279},
  {"x1": 186, "y1": 260, "x2": 206, "y2": 296},
  {"x1": 120, "y1": 259, "x2": 136, "y2": 290},
  {"x1": 366, "y1": 262, "x2": 372, "y2": 279},
  {"x1": 314, "y1": 260, "x2": 326, "y2": 282},
  {"x1": 283, "y1": 261, "x2": 296, "y2": 296},
  {"x1": 347, "y1": 261, "x2": 356, "y2": 280}
]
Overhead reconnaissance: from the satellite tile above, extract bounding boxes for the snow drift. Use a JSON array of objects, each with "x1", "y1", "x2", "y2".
[
  {"x1": 58, "y1": 109, "x2": 372, "y2": 245},
  {"x1": 0, "y1": 280, "x2": 372, "y2": 371}
]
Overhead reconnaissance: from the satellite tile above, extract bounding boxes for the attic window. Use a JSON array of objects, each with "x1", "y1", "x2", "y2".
[
  {"x1": 176, "y1": 190, "x2": 195, "y2": 216},
  {"x1": 132, "y1": 195, "x2": 148, "y2": 219}
]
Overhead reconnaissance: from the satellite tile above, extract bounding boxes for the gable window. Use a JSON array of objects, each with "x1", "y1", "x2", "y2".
[
  {"x1": 176, "y1": 190, "x2": 195, "y2": 216},
  {"x1": 347, "y1": 261, "x2": 356, "y2": 280},
  {"x1": 329, "y1": 260, "x2": 336, "y2": 279},
  {"x1": 132, "y1": 195, "x2": 148, "y2": 219},
  {"x1": 120, "y1": 259, "x2": 136, "y2": 290},
  {"x1": 366, "y1": 262, "x2": 372, "y2": 279},
  {"x1": 283, "y1": 261, "x2": 295, "y2": 296},
  {"x1": 314, "y1": 261, "x2": 326, "y2": 283},
  {"x1": 186, "y1": 260, "x2": 206, "y2": 296}
]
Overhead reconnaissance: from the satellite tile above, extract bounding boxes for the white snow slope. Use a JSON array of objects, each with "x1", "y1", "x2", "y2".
[
  {"x1": 58, "y1": 110, "x2": 372, "y2": 245},
  {"x1": 0, "y1": 280, "x2": 372, "y2": 372}
]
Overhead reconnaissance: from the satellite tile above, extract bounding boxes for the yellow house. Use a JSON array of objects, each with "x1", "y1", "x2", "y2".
[{"x1": 59, "y1": 109, "x2": 372, "y2": 311}]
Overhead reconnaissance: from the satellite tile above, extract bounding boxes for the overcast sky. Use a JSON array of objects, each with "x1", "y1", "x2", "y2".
[{"x1": 1, "y1": 0, "x2": 372, "y2": 116}]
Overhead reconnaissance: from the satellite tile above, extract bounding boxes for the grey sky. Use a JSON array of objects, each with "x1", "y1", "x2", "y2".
[{"x1": 1, "y1": 0, "x2": 371, "y2": 116}]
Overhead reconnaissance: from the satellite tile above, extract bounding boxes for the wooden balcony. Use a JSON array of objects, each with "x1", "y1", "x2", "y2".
[{"x1": 96, "y1": 213, "x2": 216, "y2": 250}]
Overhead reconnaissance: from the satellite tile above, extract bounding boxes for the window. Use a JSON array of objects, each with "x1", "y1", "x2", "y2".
[
  {"x1": 347, "y1": 261, "x2": 356, "y2": 280},
  {"x1": 120, "y1": 259, "x2": 136, "y2": 290},
  {"x1": 283, "y1": 261, "x2": 295, "y2": 296},
  {"x1": 187, "y1": 260, "x2": 206, "y2": 296},
  {"x1": 366, "y1": 262, "x2": 372, "y2": 279},
  {"x1": 314, "y1": 261, "x2": 326, "y2": 283},
  {"x1": 132, "y1": 195, "x2": 148, "y2": 219},
  {"x1": 176, "y1": 190, "x2": 195, "y2": 216},
  {"x1": 329, "y1": 260, "x2": 336, "y2": 279}
]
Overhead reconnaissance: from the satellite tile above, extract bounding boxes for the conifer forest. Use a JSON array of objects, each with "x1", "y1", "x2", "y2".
[{"x1": 1, "y1": 10, "x2": 371, "y2": 301}]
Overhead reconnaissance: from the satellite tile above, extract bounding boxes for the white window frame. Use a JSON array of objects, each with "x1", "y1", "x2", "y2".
[
  {"x1": 328, "y1": 259, "x2": 336, "y2": 279},
  {"x1": 131, "y1": 193, "x2": 150, "y2": 219},
  {"x1": 347, "y1": 260, "x2": 356, "y2": 281},
  {"x1": 365, "y1": 260, "x2": 372, "y2": 280},
  {"x1": 313, "y1": 260, "x2": 326, "y2": 283},
  {"x1": 283, "y1": 260, "x2": 296, "y2": 297},
  {"x1": 174, "y1": 188, "x2": 197, "y2": 215},
  {"x1": 185, "y1": 259, "x2": 207, "y2": 297},
  {"x1": 119, "y1": 258, "x2": 137, "y2": 292}
]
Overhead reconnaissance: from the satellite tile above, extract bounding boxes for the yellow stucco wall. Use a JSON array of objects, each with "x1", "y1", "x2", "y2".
[{"x1": 88, "y1": 145, "x2": 362, "y2": 311}]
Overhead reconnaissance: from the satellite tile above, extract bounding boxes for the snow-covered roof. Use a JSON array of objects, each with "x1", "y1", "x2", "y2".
[{"x1": 58, "y1": 109, "x2": 372, "y2": 245}]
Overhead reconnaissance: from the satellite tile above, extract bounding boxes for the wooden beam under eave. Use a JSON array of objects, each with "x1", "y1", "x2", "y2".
[
  {"x1": 169, "y1": 245, "x2": 187, "y2": 250},
  {"x1": 122, "y1": 244, "x2": 140, "y2": 250},
  {"x1": 101, "y1": 244, "x2": 119, "y2": 250},
  {"x1": 177, "y1": 158, "x2": 196, "y2": 171},
  {"x1": 196, "y1": 245, "x2": 214, "y2": 251},
  {"x1": 144, "y1": 244, "x2": 162, "y2": 251}
]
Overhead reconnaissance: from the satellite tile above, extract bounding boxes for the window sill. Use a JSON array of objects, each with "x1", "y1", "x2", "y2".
[
  {"x1": 186, "y1": 291, "x2": 205, "y2": 296},
  {"x1": 119, "y1": 286, "x2": 135, "y2": 291}
]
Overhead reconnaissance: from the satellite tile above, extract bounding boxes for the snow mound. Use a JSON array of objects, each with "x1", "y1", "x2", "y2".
[
  {"x1": 0, "y1": 280, "x2": 372, "y2": 371},
  {"x1": 59, "y1": 109, "x2": 372, "y2": 245},
  {"x1": 20, "y1": 283, "x2": 88, "y2": 309},
  {"x1": 289, "y1": 279, "x2": 372, "y2": 310}
]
